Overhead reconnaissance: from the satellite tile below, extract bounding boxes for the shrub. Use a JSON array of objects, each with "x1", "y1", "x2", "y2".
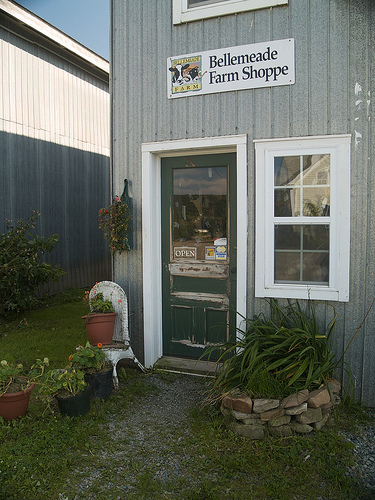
[
  {"x1": 206, "y1": 299, "x2": 341, "y2": 400},
  {"x1": 0, "y1": 211, "x2": 66, "y2": 314}
]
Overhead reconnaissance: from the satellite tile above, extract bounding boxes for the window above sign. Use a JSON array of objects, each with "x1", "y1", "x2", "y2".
[{"x1": 173, "y1": 0, "x2": 289, "y2": 24}]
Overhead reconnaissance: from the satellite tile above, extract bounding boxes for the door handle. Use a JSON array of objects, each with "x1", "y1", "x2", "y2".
[{"x1": 231, "y1": 267, "x2": 237, "y2": 274}]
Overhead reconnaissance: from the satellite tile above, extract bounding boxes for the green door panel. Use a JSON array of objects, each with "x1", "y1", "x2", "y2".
[{"x1": 162, "y1": 153, "x2": 237, "y2": 359}]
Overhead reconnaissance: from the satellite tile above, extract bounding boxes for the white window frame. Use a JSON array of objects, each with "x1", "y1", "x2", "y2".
[
  {"x1": 255, "y1": 135, "x2": 351, "y2": 302},
  {"x1": 173, "y1": 0, "x2": 288, "y2": 24}
]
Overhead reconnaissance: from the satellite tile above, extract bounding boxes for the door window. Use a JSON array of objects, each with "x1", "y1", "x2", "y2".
[{"x1": 173, "y1": 166, "x2": 228, "y2": 261}]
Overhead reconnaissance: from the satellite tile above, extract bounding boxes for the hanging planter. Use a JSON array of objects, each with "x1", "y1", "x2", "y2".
[{"x1": 98, "y1": 180, "x2": 131, "y2": 254}]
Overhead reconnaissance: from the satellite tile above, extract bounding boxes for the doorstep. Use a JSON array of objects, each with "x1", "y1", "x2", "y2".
[{"x1": 154, "y1": 356, "x2": 220, "y2": 377}]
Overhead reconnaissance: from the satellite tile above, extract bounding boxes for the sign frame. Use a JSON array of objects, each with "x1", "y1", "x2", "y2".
[{"x1": 168, "y1": 38, "x2": 294, "y2": 99}]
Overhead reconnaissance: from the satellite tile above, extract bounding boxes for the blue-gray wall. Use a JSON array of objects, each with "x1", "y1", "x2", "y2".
[
  {"x1": 1, "y1": 6, "x2": 111, "y2": 294},
  {"x1": 111, "y1": 0, "x2": 375, "y2": 404},
  {"x1": 0, "y1": 131, "x2": 111, "y2": 292}
]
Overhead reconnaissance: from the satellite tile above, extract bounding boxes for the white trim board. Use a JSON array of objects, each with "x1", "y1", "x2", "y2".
[{"x1": 141, "y1": 135, "x2": 248, "y2": 368}]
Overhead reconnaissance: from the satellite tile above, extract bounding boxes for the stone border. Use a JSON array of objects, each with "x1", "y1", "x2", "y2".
[{"x1": 220, "y1": 380, "x2": 341, "y2": 439}]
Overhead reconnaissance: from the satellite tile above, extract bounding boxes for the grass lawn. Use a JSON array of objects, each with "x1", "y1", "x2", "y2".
[{"x1": 0, "y1": 290, "x2": 372, "y2": 500}]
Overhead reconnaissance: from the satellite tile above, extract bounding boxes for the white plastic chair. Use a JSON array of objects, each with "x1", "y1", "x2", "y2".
[{"x1": 89, "y1": 281, "x2": 145, "y2": 387}]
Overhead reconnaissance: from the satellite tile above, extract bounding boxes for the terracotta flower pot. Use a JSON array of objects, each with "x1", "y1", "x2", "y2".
[
  {"x1": 81, "y1": 312, "x2": 117, "y2": 345},
  {"x1": 0, "y1": 382, "x2": 35, "y2": 421},
  {"x1": 56, "y1": 388, "x2": 91, "y2": 417}
]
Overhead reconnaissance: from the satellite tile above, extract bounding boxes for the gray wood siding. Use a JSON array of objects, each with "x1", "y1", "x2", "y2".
[
  {"x1": 1, "y1": 18, "x2": 111, "y2": 292},
  {"x1": 111, "y1": 0, "x2": 375, "y2": 404}
]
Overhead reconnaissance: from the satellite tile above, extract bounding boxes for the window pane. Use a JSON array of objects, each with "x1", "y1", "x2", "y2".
[
  {"x1": 275, "y1": 252, "x2": 300, "y2": 282},
  {"x1": 303, "y1": 188, "x2": 330, "y2": 216},
  {"x1": 303, "y1": 253, "x2": 329, "y2": 283},
  {"x1": 274, "y1": 188, "x2": 300, "y2": 217},
  {"x1": 274, "y1": 156, "x2": 300, "y2": 186},
  {"x1": 275, "y1": 225, "x2": 300, "y2": 249},
  {"x1": 274, "y1": 225, "x2": 329, "y2": 284},
  {"x1": 302, "y1": 154, "x2": 330, "y2": 216},
  {"x1": 173, "y1": 166, "x2": 227, "y2": 260},
  {"x1": 303, "y1": 225, "x2": 329, "y2": 250},
  {"x1": 274, "y1": 154, "x2": 330, "y2": 218}
]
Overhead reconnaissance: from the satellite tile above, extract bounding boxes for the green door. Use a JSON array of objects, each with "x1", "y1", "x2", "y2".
[{"x1": 161, "y1": 153, "x2": 237, "y2": 358}]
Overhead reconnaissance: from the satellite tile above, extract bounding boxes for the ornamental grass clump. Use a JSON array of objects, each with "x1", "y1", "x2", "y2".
[
  {"x1": 98, "y1": 195, "x2": 130, "y2": 254},
  {"x1": 206, "y1": 300, "x2": 341, "y2": 400}
]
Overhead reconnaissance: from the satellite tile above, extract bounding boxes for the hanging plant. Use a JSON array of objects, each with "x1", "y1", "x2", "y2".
[{"x1": 98, "y1": 194, "x2": 131, "y2": 254}]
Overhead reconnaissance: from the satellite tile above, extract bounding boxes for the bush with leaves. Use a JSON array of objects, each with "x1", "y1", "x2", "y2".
[{"x1": 0, "y1": 210, "x2": 66, "y2": 314}]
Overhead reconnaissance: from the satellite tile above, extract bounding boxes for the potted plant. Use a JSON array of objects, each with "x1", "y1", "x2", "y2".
[
  {"x1": 81, "y1": 287, "x2": 117, "y2": 345},
  {"x1": 98, "y1": 193, "x2": 131, "y2": 254},
  {"x1": 69, "y1": 342, "x2": 113, "y2": 401},
  {"x1": 41, "y1": 366, "x2": 90, "y2": 417},
  {"x1": 0, "y1": 358, "x2": 49, "y2": 421}
]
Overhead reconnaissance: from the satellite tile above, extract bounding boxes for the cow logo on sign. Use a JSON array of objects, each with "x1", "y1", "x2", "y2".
[{"x1": 169, "y1": 55, "x2": 202, "y2": 96}]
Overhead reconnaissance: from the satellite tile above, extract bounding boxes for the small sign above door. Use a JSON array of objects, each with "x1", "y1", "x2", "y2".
[{"x1": 174, "y1": 247, "x2": 197, "y2": 260}]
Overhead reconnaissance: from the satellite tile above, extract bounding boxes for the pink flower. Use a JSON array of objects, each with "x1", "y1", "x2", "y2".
[{"x1": 117, "y1": 299, "x2": 122, "y2": 303}]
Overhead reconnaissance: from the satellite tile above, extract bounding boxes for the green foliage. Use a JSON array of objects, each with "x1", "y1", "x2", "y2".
[
  {"x1": 0, "y1": 290, "x2": 88, "y2": 369},
  {"x1": 98, "y1": 194, "x2": 131, "y2": 254},
  {"x1": 205, "y1": 300, "x2": 341, "y2": 399},
  {"x1": 40, "y1": 367, "x2": 87, "y2": 397},
  {"x1": 84, "y1": 289, "x2": 115, "y2": 314},
  {"x1": 0, "y1": 293, "x2": 371, "y2": 500},
  {"x1": 0, "y1": 211, "x2": 66, "y2": 314},
  {"x1": 0, "y1": 358, "x2": 49, "y2": 396},
  {"x1": 69, "y1": 342, "x2": 108, "y2": 372}
]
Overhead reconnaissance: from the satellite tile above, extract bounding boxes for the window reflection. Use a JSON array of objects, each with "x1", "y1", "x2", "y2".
[
  {"x1": 173, "y1": 166, "x2": 228, "y2": 260},
  {"x1": 274, "y1": 155, "x2": 330, "y2": 217},
  {"x1": 274, "y1": 225, "x2": 329, "y2": 284}
]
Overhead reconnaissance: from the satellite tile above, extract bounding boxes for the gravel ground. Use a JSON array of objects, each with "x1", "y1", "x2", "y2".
[
  {"x1": 339, "y1": 408, "x2": 375, "y2": 493},
  {"x1": 66, "y1": 373, "x2": 375, "y2": 499}
]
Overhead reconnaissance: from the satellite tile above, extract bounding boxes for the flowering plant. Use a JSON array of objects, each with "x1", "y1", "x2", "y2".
[
  {"x1": 83, "y1": 289, "x2": 115, "y2": 314},
  {"x1": 0, "y1": 358, "x2": 49, "y2": 396},
  {"x1": 69, "y1": 342, "x2": 111, "y2": 373},
  {"x1": 98, "y1": 195, "x2": 130, "y2": 254}
]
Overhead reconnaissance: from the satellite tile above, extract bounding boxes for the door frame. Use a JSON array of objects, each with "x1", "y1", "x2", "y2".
[{"x1": 142, "y1": 135, "x2": 247, "y2": 367}]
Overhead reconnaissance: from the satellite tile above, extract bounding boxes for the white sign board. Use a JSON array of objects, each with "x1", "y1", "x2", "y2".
[{"x1": 168, "y1": 38, "x2": 294, "y2": 99}]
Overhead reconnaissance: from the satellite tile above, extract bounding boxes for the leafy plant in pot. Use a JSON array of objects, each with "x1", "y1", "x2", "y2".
[
  {"x1": 0, "y1": 358, "x2": 49, "y2": 421},
  {"x1": 41, "y1": 367, "x2": 90, "y2": 417},
  {"x1": 81, "y1": 287, "x2": 117, "y2": 345},
  {"x1": 69, "y1": 342, "x2": 113, "y2": 401}
]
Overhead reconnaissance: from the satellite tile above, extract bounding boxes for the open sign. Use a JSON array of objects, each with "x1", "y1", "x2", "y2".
[{"x1": 174, "y1": 247, "x2": 197, "y2": 259}]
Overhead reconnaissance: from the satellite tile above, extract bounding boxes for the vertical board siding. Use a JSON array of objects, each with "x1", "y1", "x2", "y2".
[
  {"x1": 0, "y1": 23, "x2": 111, "y2": 293},
  {"x1": 112, "y1": 0, "x2": 375, "y2": 404}
]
